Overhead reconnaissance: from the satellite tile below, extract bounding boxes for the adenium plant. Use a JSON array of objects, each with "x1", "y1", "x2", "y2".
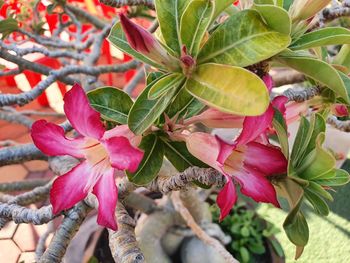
[{"x1": 1, "y1": 0, "x2": 350, "y2": 261}]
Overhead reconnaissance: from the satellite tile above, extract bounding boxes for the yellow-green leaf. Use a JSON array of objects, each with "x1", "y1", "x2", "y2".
[
  {"x1": 197, "y1": 10, "x2": 291, "y2": 67},
  {"x1": 180, "y1": 0, "x2": 214, "y2": 56},
  {"x1": 276, "y1": 51, "x2": 350, "y2": 103},
  {"x1": 185, "y1": 63, "x2": 269, "y2": 115}
]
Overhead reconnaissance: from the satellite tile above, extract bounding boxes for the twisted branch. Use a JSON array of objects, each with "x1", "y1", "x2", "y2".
[
  {"x1": 108, "y1": 203, "x2": 145, "y2": 263},
  {"x1": 99, "y1": 0, "x2": 155, "y2": 9}
]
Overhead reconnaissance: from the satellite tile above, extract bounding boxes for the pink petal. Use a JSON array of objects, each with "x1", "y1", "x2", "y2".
[
  {"x1": 50, "y1": 161, "x2": 92, "y2": 214},
  {"x1": 235, "y1": 104, "x2": 275, "y2": 147},
  {"x1": 185, "y1": 132, "x2": 221, "y2": 170},
  {"x1": 234, "y1": 166, "x2": 280, "y2": 208},
  {"x1": 285, "y1": 101, "x2": 308, "y2": 125},
  {"x1": 92, "y1": 168, "x2": 118, "y2": 230},
  {"x1": 103, "y1": 136, "x2": 144, "y2": 173},
  {"x1": 271, "y1": 96, "x2": 288, "y2": 115},
  {"x1": 263, "y1": 74, "x2": 274, "y2": 92},
  {"x1": 103, "y1": 125, "x2": 142, "y2": 147},
  {"x1": 31, "y1": 120, "x2": 84, "y2": 158},
  {"x1": 64, "y1": 84, "x2": 105, "y2": 139},
  {"x1": 244, "y1": 142, "x2": 287, "y2": 175},
  {"x1": 216, "y1": 135, "x2": 235, "y2": 166},
  {"x1": 185, "y1": 108, "x2": 244, "y2": 128},
  {"x1": 217, "y1": 177, "x2": 237, "y2": 221}
]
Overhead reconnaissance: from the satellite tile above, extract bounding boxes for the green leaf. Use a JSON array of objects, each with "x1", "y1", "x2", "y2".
[
  {"x1": 253, "y1": 3, "x2": 291, "y2": 35},
  {"x1": 166, "y1": 87, "x2": 205, "y2": 118},
  {"x1": 240, "y1": 247, "x2": 250, "y2": 263},
  {"x1": 155, "y1": 0, "x2": 190, "y2": 55},
  {"x1": 126, "y1": 134, "x2": 164, "y2": 185},
  {"x1": 283, "y1": 210, "x2": 309, "y2": 247},
  {"x1": 307, "y1": 181, "x2": 333, "y2": 201},
  {"x1": 283, "y1": 0, "x2": 293, "y2": 10},
  {"x1": 87, "y1": 87, "x2": 133, "y2": 124},
  {"x1": 337, "y1": 70, "x2": 350, "y2": 103},
  {"x1": 314, "y1": 169, "x2": 350, "y2": 186},
  {"x1": 162, "y1": 140, "x2": 208, "y2": 172},
  {"x1": 108, "y1": 22, "x2": 167, "y2": 70},
  {"x1": 212, "y1": 0, "x2": 234, "y2": 20},
  {"x1": 276, "y1": 51, "x2": 349, "y2": 103},
  {"x1": 185, "y1": 63, "x2": 269, "y2": 115},
  {"x1": 254, "y1": 0, "x2": 275, "y2": 4},
  {"x1": 299, "y1": 133, "x2": 336, "y2": 181},
  {"x1": 304, "y1": 113, "x2": 326, "y2": 157},
  {"x1": 0, "y1": 18, "x2": 18, "y2": 39},
  {"x1": 128, "y1": 76, "x2": 182, "y2": 135},
  {"x1": 304, "y1": 188, "x2": 330, "y2": 216},
  {"x1": 333, "y1": 44, "x2": 350, "y2": 71},
  {"x1": 290, "y1": 116, "x2": 312, "y2": 169},
  {"x1": 291, "y1": 27, "x2": 350, "y2": 50},
  {"x1": 197, "y1": 10, "x2": 291, "y2": 67},
  {"x1": 180, "y1": 0, "x2": 214, "y2": 56},
  {"x1": 148, "y1": 73, "x2": 184, "y2": 100},
  {"x1": 272, "y1": 108, "x2": 289, "y2": 158}
]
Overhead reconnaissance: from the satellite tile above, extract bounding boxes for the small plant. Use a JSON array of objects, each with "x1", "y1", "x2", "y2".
[{"x1": 212, "y1": 201, "x2": 284, "y2": 263}]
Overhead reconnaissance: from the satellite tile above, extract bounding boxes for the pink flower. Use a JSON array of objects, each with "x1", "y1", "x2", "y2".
[
  {"x1": 31, "y1": 84, "x2": 144, "y2": 230},
  {"x1": 184, "y1": 132, "x2": 287, "y2": 221},
  {"x1": 119, "y1": 13, "x2": 178, "y2": 70}
]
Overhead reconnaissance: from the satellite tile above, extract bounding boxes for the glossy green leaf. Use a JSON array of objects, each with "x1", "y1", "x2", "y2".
[
  {"x1": 276, "y1": 51, "x2": 349, "y2": 103},
  {"x1": 299, "y1": 133, "x2": 336, "y2": 181},
  {"x1": 333, "y1": 44, "x2": 350, "y2": 71},
  {"x1": 304, "y1": 113, "x2": 326, "y2": 157},
  {"x1": 314, "y1": 169, "x2": 350, "y2": 186},
  {"x1": 291, "y1": 27, "x2": 350, "y2": 50},
  {"x1": 304, "y1": 189, "x2": 330, "y2": 216},
  {"x1": 155, "y1": 0, "x2": 190, "y2": 55},
  {"x1": 148, "y1": 73, "x2": 184, "y2": 99},
  {"x1": 166, "y1": 87, "x2": 205, "y2": 118},
  {"x1": 283, "y1": 0, "x2": 292, "y2": 10},
  {"x1": 108, "y1": 22, "x2": 167, "y2": 70},
  {"x1": 212, "y1": 0, "x2": 233, "y2": 21},
  {"x1": 290, "y1": 116, "x2": 311, "y2": 169},
  {"x1": 272, "y1": 108, "x2": 289, "y2": 158},
  {"x1": 278, "y1": 178, "x2": 309, "y2": 250},
  {"x1": 87, "y1": 87, "x2": 133, "y2": 124},
  {"x1": 254, "y1": 0, "x2": 275, "y2": 4},
  {"x1": 128, "y1": 75, "x2": 181, "y2": 135},
  {"x1": 185, "y1": 63, "x2": 269, "y2": 115},
  {"x1": 337, "y1": 70, "x2": 350, "y2": 103},
  {"x1": 253, "y1": 3, "x2": 291, "y2": 35},
  {"x1": 307, "y1": 181, "x2": 333, "y2": 201},
  {"x1": 162, "y1": 140, "x2": 208, "y2": 172},
  {"x1": 126, "y1": 134, "x2": 164, "y2": 185},
  {"x1": 180, "y1": 0, "x2": 214, "y2": 56},
  {"x1": 197, "y1": 10, "x2": 291, "y2": 67}
]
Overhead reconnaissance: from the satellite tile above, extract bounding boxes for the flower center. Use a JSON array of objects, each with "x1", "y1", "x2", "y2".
[
  {"x1": 83, "y1": 138, "x2": 109, "y2": 166},
  {"x1": 223, "y1": 147, "x2": 245, "y2": 175}
]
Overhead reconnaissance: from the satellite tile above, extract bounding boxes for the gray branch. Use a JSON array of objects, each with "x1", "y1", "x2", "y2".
[
  {"x1": 149, "y1": 167, "x2": 226, "y2": 194},
  {"x1": 108, "y1": 203, "x2": 145, "y2": 263},
  {"x1": 39, "y1": 202, "x2": 92, "y2": 263},
  {"x1": 99, "y1": 0, "x2": 154, "y2": 9},
  {"x1": 0, "y1": 143, "x2": 47, "y2": 166},
  {"x1": 283, "y1": 86, "x2": 321, "y2": 102},
  {"x1": 0, "y1": 179, "x2": 50, "y2": 192}
]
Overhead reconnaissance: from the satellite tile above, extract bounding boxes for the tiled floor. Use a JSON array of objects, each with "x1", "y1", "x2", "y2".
[{"x1": 0, "y1": 85, "x2": 64, "y2": 263}]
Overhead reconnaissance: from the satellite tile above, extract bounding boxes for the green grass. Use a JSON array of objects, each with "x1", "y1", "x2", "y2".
[{"x1": 257, "y1": 160, "x2": 350, "y2": 263}]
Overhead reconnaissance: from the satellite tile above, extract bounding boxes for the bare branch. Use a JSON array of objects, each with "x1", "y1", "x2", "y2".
[
  {"x1": 99, "y1": 0, "x2": 155, "y2": 9},
  {"x1": 39, "y1": 202, "x2": 92, "y2": 263},
  {"x1": 283, "y1": 86, "x2": 321, "y2": 102},
  {"x1": 171, "y1": 191, "x2": 238, "y2": 263},
  {"x1": 327, "y1": 115, "x2": 350, "y2": 132},
  {"x1": 0, "y1": 179, "x2": 50, "y2": 192},
  {"x1": 0, "y1": 110, "x2": 34, "y2": 128},
  {"x1": 108, "y1": 203, "x2": 145, "y2": 263},
  {"x1": 0, "y1": 143, "x2": 47, "y2": 166},
  {"x1": 149, "y1": 167, "x2": 225, "y2": 194},
  {"x1": 0, "y1": 203, "x2": 54, "y2": 225}
]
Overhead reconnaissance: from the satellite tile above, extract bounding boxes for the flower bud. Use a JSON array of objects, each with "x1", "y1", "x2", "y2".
[
  {"x1": 332, "y1": 104, "x2": 349, "y2": 117},
  {"x1": 119, "y1": 13, "x2": 179, "y2": 70}
]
